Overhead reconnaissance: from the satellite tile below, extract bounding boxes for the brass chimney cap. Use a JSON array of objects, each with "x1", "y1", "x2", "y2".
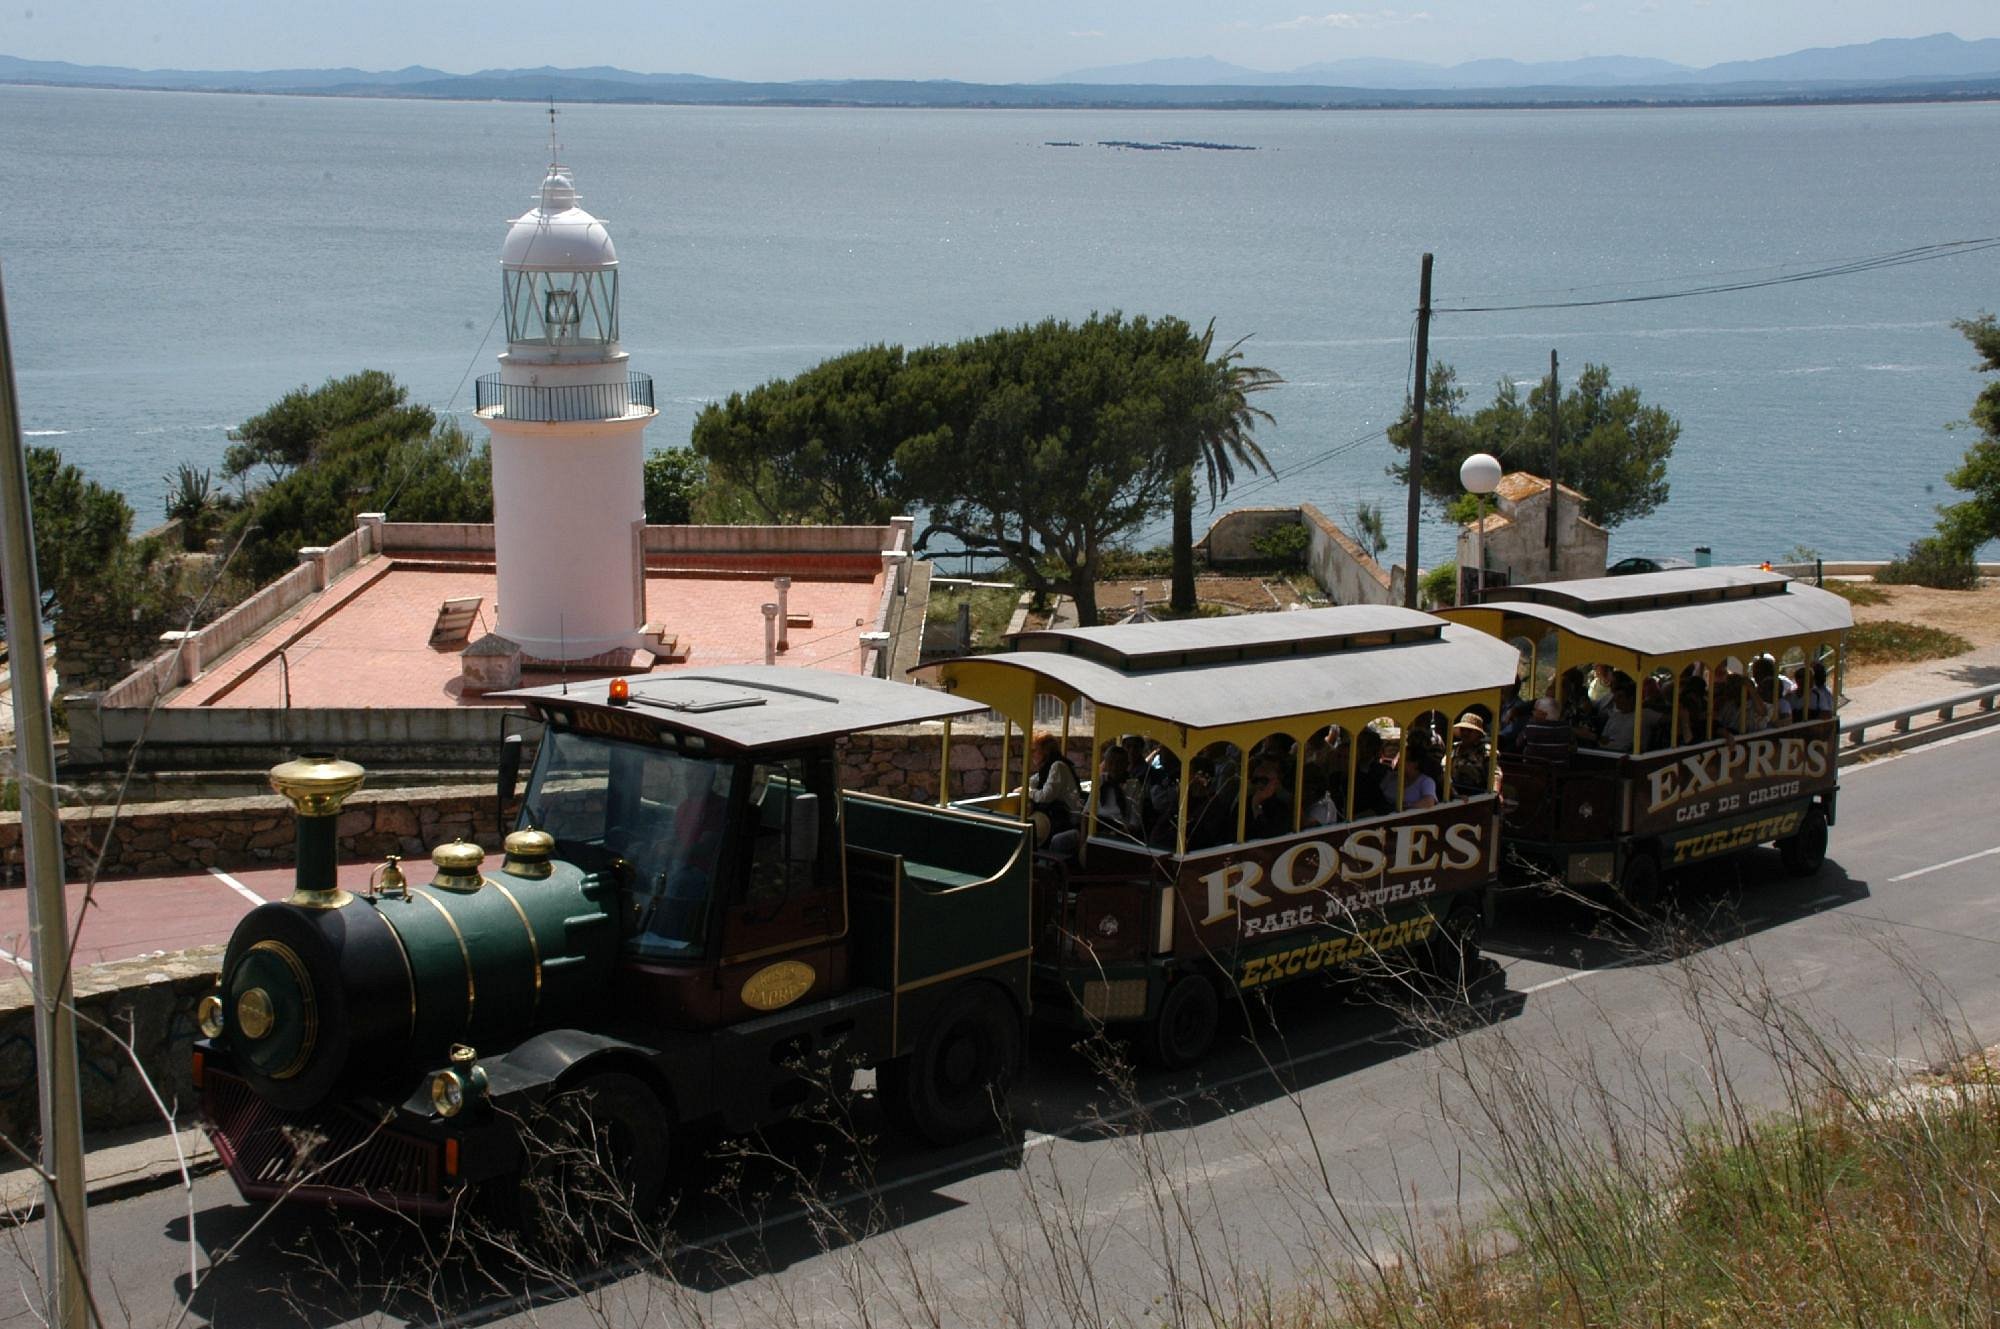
[
  {"x1": 431, "y1": 839, "x2": 487, "y2": 891},
  {"x1": 268, "y1": 755, "x2": 366, "y2": 817},
  {"x1": 501, "y1": 828, "x2": 556, "y2": 879}
]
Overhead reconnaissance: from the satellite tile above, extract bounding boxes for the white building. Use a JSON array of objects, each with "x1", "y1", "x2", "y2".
[{"x1": 476, "y1": 153, "x2": 657, "y2": 672}]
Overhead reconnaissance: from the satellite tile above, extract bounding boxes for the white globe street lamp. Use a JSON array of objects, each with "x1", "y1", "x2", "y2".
[{"x1": 1460, "y1": 452, "x2": 1503, "y2": 604}]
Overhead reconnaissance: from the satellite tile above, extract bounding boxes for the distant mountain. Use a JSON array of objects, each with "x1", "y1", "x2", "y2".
[
  {"x1": 1051, "y1": 33, "x2": 2000, "y2": 89},
  {"x1": 5, "y1": 33, "x2": 2000, "y2": 109},
  {"x1": 1050, "y1": 56, "x2": 1271, "y2": 85},
  {"x1": 1690, "y1": 33, "x2": 2000, "y2": 84}
]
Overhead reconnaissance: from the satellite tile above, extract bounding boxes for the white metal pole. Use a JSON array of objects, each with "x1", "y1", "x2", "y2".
[
  {"x1": 0, "y1": 264, "x2": 91, "y2": 1329},
  {"x1": 761, "y1": 602, "x2": 778, "y2": 665}
]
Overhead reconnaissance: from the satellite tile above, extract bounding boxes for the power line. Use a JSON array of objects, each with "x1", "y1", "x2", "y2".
[{"x1": 1434, "y1": 236, "x2": 2000, "y2": 315}]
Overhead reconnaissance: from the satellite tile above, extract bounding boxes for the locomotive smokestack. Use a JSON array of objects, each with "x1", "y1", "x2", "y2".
[{"x1": 268, "y1": 754, "x2": 367, "y2": 909}]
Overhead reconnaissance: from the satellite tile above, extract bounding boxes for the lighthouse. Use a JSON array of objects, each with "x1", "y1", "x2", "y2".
[{"x1": 476, "y1": 141, "x2": 655, "y2": 668}]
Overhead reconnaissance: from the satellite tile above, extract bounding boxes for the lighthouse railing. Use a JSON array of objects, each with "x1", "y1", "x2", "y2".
[{"x1": 474, "y1": 373, "x2": 655, "y2": 422}]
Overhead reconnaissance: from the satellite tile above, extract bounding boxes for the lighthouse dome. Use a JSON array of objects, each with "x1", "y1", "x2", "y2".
[{"x1": 500, "y1": 167, "x2": 617, "y2": 272}]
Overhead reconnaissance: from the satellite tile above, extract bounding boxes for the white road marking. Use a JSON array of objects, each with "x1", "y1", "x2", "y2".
[
  {"x1": 1888, "y1": 844, "x2": 2000, "y2": 883},
  {"x1": 1520, "y1": 969, "x2": 1596, "y2": 994},
  {"x1": 0, "y1": 944, "x2": 32, "y2": 975},
  {"x1": 209, "y1": 868, "x2": 266, "y2": 907}
]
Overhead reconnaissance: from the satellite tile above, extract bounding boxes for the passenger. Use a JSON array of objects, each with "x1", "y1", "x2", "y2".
[
  {"x1": 1807, "y1": 663, "x2": 1836, "y2": 717},
  {"x1": 1520, "y1": 696, "x2": 1576, "y2": 764},
  {"x1": 1185, "y1": 756, "x2": 1236, "y2": 850},
  {"x1": 1559, "y1": 668, "x2": 1598, "y2": 736},
  {"x1": 1397, "y1": 743, "x2": 1439, "y2": 810},
  {"x1": 1640, "y1": 676, "x2": 1671, "y2": 750},
  {"x1": 1302, "y1": 766, "x2": 1342, "y2": 827},
  {"x1": 1139, "y1": 747, "x2": 1181, "y2": 848},
  {"x1": 1586, "y1": 662, "x2": 1615, "y2": 713},
  {"x1": 1752, "y1": 656, "x2": 1797, "y2": 724},
  {"x1": 1351, "y1": 728, "x2": 1396, "y2": 818},
  {"x1": 1245, "y1": 756, "x2": 1294, "y2": 840},
  {"x1": 1094, "y1": 744, "x2": 1138, "y2": 838},
  {"x1": 1713, "y1": 673, "x2": 1749, "y2": 736},
  {"x1": 1675, "y1": 690, "x2": 1709, "y2": 746},
  {"x1": 1597, "y1": 675, "x2": 1641, "y2": 751},
  {"x1": 1027, "y1": 733, "x2": 1084, "y2": 841},
  {"x1": 1449, "y1": 713, "x2": 1492, "y2": 798}
]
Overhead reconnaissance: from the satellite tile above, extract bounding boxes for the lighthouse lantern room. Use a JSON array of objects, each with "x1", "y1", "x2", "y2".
[{"x1": 477, "y1": 131, "x2": 656, "y2": 668}]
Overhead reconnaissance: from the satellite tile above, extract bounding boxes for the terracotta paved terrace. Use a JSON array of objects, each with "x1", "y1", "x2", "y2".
[{"x1": 168, "y1": 552, "x2": 887, "y2": 710}]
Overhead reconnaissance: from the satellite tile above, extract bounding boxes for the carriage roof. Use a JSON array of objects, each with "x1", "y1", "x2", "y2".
[
  {"x1": 1447, "y1": 568, "x2": 1852, "y2": 659},
  {"x1": 922, "y1": 606, "x2": 1521, "y2": 732}
]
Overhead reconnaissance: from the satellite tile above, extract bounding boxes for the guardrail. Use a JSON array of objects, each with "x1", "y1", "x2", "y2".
[{"x1": 1842, "y1": 683, "x2": 2000, "y2": 747}]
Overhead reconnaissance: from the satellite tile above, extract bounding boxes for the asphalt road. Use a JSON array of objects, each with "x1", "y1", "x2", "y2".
[{"x1": 8, "y1": 727, "x2": 2000, "y2": 1329}]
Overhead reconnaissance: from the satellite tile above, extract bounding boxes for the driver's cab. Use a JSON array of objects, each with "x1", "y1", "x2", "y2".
[{"x1": 516, "y1": 725, "x2": 841, "y2": 1027}]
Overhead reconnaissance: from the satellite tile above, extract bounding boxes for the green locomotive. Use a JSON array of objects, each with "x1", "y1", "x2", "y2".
[{"x1": 196, "y1": 667, "x2": 1032, "y2": 1215}]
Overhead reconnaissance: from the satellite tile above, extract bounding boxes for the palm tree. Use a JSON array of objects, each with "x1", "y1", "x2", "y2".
[{"x1": 1171, "y1": 323, "x2": 1281, "y2": 613}]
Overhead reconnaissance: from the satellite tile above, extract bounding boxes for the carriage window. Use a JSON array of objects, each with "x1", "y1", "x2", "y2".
[
  {"x1": 1447, "y1": 706, "x2": 1493, "y2": 800},
  {"x1": 1302, "y1": 724, "x2": 1349, "y2": 826},
  {"x1": 1353, "y1": 718, "x2": 1400, "y2": 820},
  {"x1": 1246, "y1": 730, "x2": 1298, "y2": 840},
  {"x1": 1185, "y1": 740, "x2": 1242, "y2": 850}
]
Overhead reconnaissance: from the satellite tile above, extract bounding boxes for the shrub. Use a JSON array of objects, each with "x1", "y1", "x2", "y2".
[
  {"x1": 1825, "y1": 580, "x2": 1889, "y2": 606},
  {"x1": 1877, "y1": 536, "x2": 1979, "y2": 590},
  {"x1": 1419, "y1": 560, "x2": 1457, "y2": 609},
  {"x1": 1847, "y1": 620, "x2": 1972, "y2": 666},
  {"x1": 1250, "y1": 521, "x2": 1309, "y2": 564}
]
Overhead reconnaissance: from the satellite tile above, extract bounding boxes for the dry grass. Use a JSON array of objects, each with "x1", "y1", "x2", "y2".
[
  {"x1": 1841, "y1": 580, "x2": 2000, "y2": 686},
  {"x1": 1846, "y1": 619, "x2": 1974, "y2": 666}
]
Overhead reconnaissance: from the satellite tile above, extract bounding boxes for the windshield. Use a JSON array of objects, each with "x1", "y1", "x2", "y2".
[{"x1": 521, "y1": 729, "x2": 735, "y2": 958}]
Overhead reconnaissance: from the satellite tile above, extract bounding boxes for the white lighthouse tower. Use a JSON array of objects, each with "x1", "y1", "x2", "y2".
[{"x1": 476, "y1": 137, "x2": 654, "y2": 670}]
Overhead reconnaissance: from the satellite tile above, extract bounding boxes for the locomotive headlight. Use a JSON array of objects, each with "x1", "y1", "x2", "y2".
[
  {"x1": 430, "y1": 1044, "x2": 487, "y2": 1118},
  {"x1": 197, "y1": 993, "x2": 225, "y2": 1039},
  {"x1": 431, "y1": 1070, "x2": 466, "y2": 1118}
]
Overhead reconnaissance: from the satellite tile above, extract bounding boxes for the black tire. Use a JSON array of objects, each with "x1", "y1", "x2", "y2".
[
  {"x1": 1779, "y1": 805, "x2": 1829, "y2": 876},
  {"x1": 1616, "y1": 851, "x2": 1662, "y2": 918},
  {"x1": 1143, "y1": 973, "x2": 1220, "y2": 1069},
  {"x1": 879, "y1": 984, "x2": 1022, "y2": 1145},
  {"x1": 515, "y1": 1071, "x2": 669, "y2": 1255},
  {"x1": 1416, "y1": 907, "x2": 1482, "y2": 995}
]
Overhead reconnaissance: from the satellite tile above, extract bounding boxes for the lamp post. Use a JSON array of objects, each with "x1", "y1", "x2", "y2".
[{"x1": 1459, "y1": 452, "x2": 1502, "y2": 604}]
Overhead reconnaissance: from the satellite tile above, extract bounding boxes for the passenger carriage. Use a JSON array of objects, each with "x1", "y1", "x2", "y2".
[
  {"x1": 918, "y1": 606, "x2": 1522, "y2": 1067},
  {"x1": 1443, "y1": 567, "x2": 1853, "y2": 909}
]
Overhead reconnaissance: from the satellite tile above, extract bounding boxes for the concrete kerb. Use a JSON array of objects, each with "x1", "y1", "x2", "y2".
[{"x1": 10, "y1": 684, "x2": 1992, "y2": 1213}]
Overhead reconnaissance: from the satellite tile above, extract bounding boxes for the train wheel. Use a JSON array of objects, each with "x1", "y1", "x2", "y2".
[
  {"x1": 1615, "y1": 852, "x2": 1662, "y2": 918},
  {"x1": 517, "y1": 1072, "x2": 669, "y2": 1255},
  {"x1": 1779, "y1": 806, "x2": 1829, "y2": 876},
  {"x1": 1143, "y1": 973, "x2": 1220, "y2": 1069},
  {"x1": 880, "y1": 984, "x2": 1022, "y2": 1145},
  {"x1": 1416, "y1": 907, "x2": 1481, "y2": 997}
]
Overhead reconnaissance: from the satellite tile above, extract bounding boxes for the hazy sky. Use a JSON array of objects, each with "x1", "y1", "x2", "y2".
[{"x1": 8, "y1": 1, "x2": 1999, "y2": 82}]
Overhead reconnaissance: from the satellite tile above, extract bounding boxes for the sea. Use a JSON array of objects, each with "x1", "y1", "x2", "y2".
[{"x1": 5, "y1": 84, "x2": 2000, "y2": 564}]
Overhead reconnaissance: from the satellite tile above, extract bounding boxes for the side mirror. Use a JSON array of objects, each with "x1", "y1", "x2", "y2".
[
  {"x1": 787, "y1": 793, "x2": 819, "y2": 863},
  {"x1": 497, "y1": 734, "x2": 524, "y2": 832}
]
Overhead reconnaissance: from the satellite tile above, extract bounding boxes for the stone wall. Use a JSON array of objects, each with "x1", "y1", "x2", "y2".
[
  {"x1": 1302, "y1": 503, "x2": 1395, "y2": 606},
  {"x1": 1203, "y1": 507, "x2": 1299, "y2": 565},
  {"x1": 0, "y1": 785, "x2": 504, "y2": 884},
  {"x1": 0, "y1": 947, "x2": 223, "y2": 1145},
  {"x1": 5, "y1": 729, "x2": 1063, "y2": 882}
]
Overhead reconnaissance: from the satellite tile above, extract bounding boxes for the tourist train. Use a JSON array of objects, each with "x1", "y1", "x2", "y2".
[{"x1": 194, "y1": 567, "x2": 1850, "y2": 1219}]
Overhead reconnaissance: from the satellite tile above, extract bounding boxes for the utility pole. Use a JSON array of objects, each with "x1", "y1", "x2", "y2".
[
  {"x1": 1545, "y1": 349, "x2": 1561, "y2": 575},
  {"x1": 1403, "y1": 253, "x2": 1433, "y2": 609},
  {"x1": 0, "y1": 267, "x2": 91, "y2": 1327}
]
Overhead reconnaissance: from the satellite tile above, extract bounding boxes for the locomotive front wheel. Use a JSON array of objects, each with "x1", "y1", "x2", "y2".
[
  {"x1": 1779, "y1": 806, "x2": 1829, "y2": 877},
  {"x1": 880, "y1": 984, "x2": 1022, "y2": 1145},
  {"x1": 1143, "y1": 974, "x2": 1220, "y2": 1070},
  {"x1": 516, "y1": 1071, "x2": 670, "y2": 1254},
  {"x1": 1615, "y1": 852, "x2": 1662, "y2": 919}
]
